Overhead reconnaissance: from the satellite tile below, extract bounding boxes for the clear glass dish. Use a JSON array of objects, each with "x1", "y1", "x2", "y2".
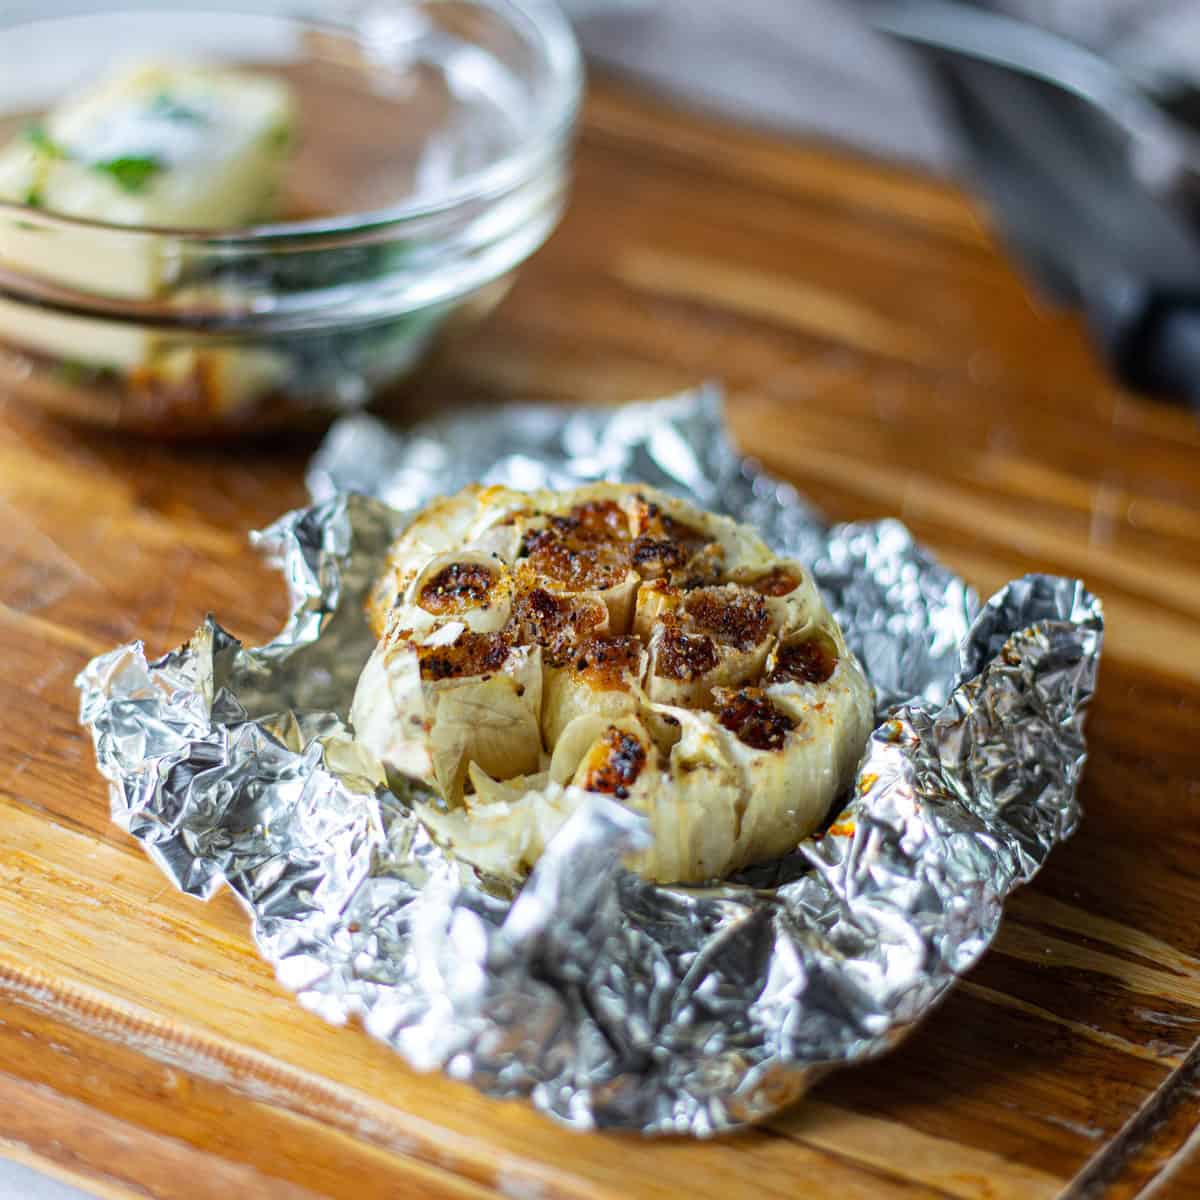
[{"x1": 0, "y1": 0, "x2": 581, "y2": 435}]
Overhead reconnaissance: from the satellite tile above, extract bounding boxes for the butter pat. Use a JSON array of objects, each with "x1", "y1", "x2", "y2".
[
  {"x1": 0, "y1": 62, "x2": 296, "y2": 410},
  {"x1": 0, "y1": 61, "x2": 295, "y2": 298},
  {"x1": 0, "y1": 60, "x2": 294, "y2": 230},
  {"x1": 0, "y1": 289, "x2": 292, "y2": 418}
]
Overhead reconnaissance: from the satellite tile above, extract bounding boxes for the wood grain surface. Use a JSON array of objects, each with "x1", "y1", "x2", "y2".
[{"x1": 1, "y1": 75, "x2": 1200, "y2": 1199}]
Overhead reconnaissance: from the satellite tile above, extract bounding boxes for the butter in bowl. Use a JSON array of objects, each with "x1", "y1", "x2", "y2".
[{"x1": 0, "y1": 2, "x2": 581, "y2": 435}]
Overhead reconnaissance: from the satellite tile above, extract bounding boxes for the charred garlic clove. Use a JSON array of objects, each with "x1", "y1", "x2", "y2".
[
  {"x1": 644, "y1": 582, "x2": 772, "y2": 708},
  {"x1": 731, "y1": 561, "x2": 821, "y2": 635},
  {"x1": 516, "y1": 499, "x2": 641, "y2": 632},
  {"x1": 351, "y1": 624, "x2": 542, "y2": 806},
  {"x1": 712, "y1": 639, "x2": 872, "y2": 869},
  {"x1": 631, "y1": 704, "x2": 745, "y2": 883},
  {"x1": 408, "y1": 552, "x2": 515, "y2": 635},
  {"x1": 765, "y1": 626, "x2": 842, "y2": 686},
  {"x1": 550, "y1": 714, "x2": 655, "y2": 800},
  {"x1": 366, "y1": 485, "x2": 528, "y2": 638},
  {"x1": 541, "y1": 634, "x2": 646, "y2": 748}
]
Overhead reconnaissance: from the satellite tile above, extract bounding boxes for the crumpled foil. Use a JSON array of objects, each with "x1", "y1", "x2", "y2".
[{"x1": 77, "y1": 384, "x2": 1103, "y2": 1134}]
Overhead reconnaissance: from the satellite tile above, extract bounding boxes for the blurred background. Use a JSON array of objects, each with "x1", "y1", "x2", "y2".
[
  {"x1": 571, "y1": 0, "x2": 1200, "y2": 408},
  {"x1": 572, "y1": 0, "x2": 1200, "y2": 170},
  {"x1": 6, "y1": 0, "x2": 1200, "y2": 426}
]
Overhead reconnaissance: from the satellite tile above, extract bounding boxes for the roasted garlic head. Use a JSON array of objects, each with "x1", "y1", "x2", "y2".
[{"x1": 351, "y1": 482, "x2": 873, "y2": 884}]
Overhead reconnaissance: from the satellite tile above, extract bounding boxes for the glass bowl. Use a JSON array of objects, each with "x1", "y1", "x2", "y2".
[{"x1": 0, "y1": 0, "x2": 581, "y2": 436}]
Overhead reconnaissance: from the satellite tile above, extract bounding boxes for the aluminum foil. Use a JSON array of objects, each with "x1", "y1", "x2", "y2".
[{"x1": 77, "y1": 384, "x2": 1103, "y2": 1134}]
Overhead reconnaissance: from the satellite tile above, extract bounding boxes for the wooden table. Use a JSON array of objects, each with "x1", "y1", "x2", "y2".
[{"x1": 1, "y1": 76, "x2": 1199, "y2": 1200}]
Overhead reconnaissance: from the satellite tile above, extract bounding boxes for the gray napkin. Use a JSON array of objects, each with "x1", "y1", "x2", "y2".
[
  {"x1": 568, "y1": 0, "x2": 1200, "y2": 171},
  {"x1": 572, "y1": 0, "x2": 955, "y2": 168}
]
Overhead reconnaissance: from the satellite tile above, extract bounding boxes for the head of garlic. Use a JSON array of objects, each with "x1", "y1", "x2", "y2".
[{"x1": 350, "y1": 482, "x2": 874, "y2": 885}]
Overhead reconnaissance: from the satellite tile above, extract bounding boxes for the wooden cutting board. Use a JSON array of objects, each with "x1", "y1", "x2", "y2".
[{"x1": 2, "y1": 76, "x2": 1200, "y2": 1200}]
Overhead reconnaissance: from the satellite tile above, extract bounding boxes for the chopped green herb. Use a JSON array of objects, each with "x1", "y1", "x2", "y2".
[
  {"x1": 55, "y1": 359, "x2": 88, "y2": 386},
  {"x1": 55, "y1": 358, "x2": 121, "y2": 386},
  {"x1": 91, "y1": 154, "x2": 163, "y2": 194},
  {"x1": 23, "y1": 124, "x2": 67, "y2": 160},
  {"x1": 147, "y1": 90, "x2": 207, "y2": 123},
  {"x1": 265, "y1": 123, "x2": 292, "y2": 151},
  {"x1": 22, "y1": 185, "x2": 43, "y2": 209}
]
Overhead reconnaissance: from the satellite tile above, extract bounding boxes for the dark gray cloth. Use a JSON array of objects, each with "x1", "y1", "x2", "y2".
[
  {"x1": 573, "y1": 0, "x2": 956, "y2": 167},
  {"x1": 569, "y1": 0, "x2": 1200, "y2": 171}
]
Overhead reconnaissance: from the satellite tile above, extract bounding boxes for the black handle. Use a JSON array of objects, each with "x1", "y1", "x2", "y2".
[{"x1": 1086, "y1": 282, "x2": 1200, "y2": 407}]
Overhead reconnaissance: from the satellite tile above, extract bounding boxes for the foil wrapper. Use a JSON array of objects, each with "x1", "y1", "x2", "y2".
[{"x1": 78, "y1": 385, "x2": 1103, "y2": 1134}]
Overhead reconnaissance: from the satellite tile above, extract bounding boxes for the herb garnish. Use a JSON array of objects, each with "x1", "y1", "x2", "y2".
[
  {"x1": 22, "y1": 185, "x2": 43, "y2": 209},
  {"x1": 55, "y1": 358, "x2": 121, "y2": 387},
  {"x1": 91, "y1": 154, "x2": 164, "y2": 194},
  {"x1": 23, "y1": 124, "x2": 67, "y2": 160}
]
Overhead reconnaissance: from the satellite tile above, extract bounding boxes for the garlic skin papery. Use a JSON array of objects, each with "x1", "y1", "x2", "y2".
[{"x1": 351, "y1": 482, "x2": 874, "y2": 884}]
